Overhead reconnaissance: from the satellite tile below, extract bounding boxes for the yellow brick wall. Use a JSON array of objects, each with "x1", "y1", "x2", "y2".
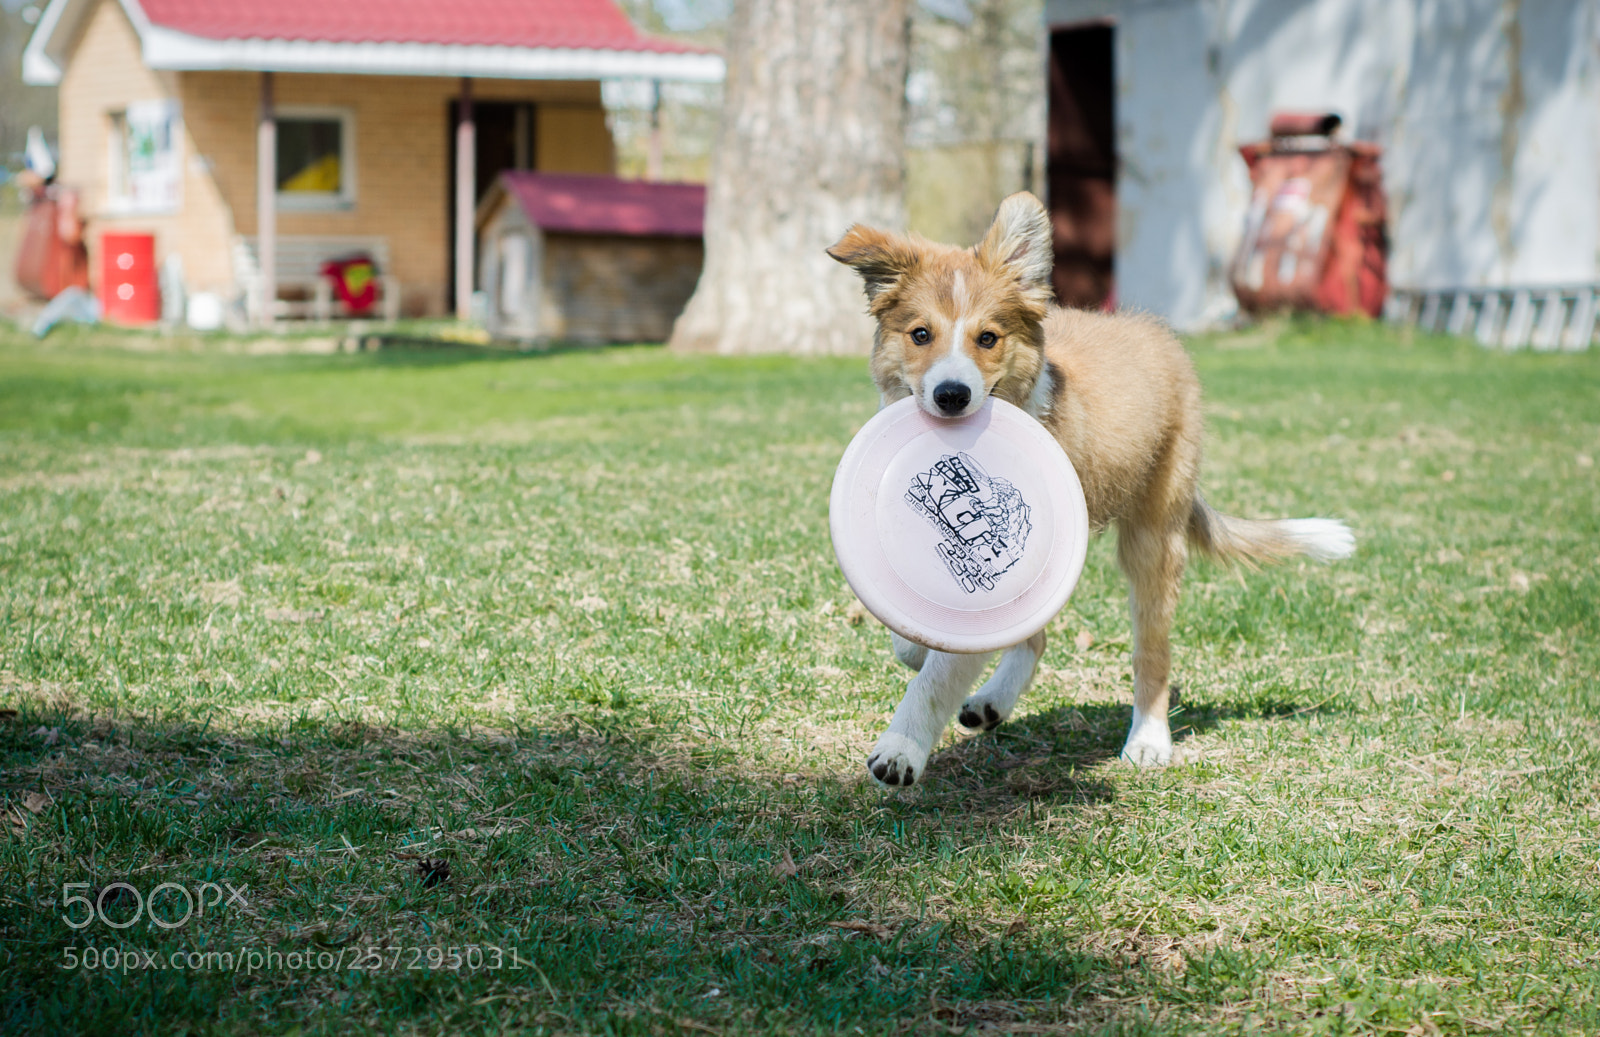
[
  {"x1": 185, "y1": 73, "x2": 614, "y2": 315},
  {"x1": 536, "y1": 106, "x2": 617, "y2": 175},
  {"x1": 55, "y1": 0, "x2": 620, "y2": 316},
  {"x1": 55, "y1": 0, "x2": 241, "y2": 304}
]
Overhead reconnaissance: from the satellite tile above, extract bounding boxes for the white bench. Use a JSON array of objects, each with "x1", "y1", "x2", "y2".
[{"x1": 235, "y1": 235, "x2": 401, "y2": 323}]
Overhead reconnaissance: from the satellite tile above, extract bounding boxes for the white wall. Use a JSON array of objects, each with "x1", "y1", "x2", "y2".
[{"x1": 1045, "y1": 0, "x2": 1600, "y2": 329}]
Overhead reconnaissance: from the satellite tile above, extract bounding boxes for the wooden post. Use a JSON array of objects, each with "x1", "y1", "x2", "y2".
[
  {"x1": 257, "y1": 71, "x2": 276, "y2": 328},
  {"x1": 513, "y1": 103, "x2": 531, "y2": 170},
  {"x1": 646, "y1": 79, "x2": 663, "y2": 181},
  {"x1": 455, "y1": 78, "x2": 475, "y2": 320}
]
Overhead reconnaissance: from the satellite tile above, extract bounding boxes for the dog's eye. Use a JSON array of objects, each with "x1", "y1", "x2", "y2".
[
  {"x1": 977, "y1": 330, "x2": 998, "y2": 348},
  {"x1": 910, "y1": 327, "x2": 931, "y2": 345}
]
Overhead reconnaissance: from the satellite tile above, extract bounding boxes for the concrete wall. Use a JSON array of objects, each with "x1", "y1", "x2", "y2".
[
  {"x1": 54, "y1": 0, "x2": 617, "y2": 316},
  {"x1": 907, "y1": 140, "x2": 1041, "y2": 248},
  {"x1": 1045, "y1": 0, "x2": 1600, "y2": 329}
]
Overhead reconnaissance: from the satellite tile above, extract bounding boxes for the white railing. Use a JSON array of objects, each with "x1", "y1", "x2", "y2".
[{"x1": 1384, "y1": 285, "x2": 1596, "y2": 351}]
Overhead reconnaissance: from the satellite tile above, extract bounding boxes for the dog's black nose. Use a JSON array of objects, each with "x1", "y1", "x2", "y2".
[{"x1": 932, "y1": 381, "x2": 971, "y2": 415}]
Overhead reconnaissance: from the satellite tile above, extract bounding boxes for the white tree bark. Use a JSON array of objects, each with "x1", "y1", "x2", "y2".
[{"x1": 669, "y1": 0, "x2": 910, "y2": 356}]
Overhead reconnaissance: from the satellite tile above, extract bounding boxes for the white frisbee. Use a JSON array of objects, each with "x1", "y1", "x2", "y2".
[{"x1": 829, "y1": 395, "x2": 1090, "y2": 654}]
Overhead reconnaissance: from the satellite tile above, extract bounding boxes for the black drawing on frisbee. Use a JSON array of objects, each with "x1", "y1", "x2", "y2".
[{"x1": 904, "y1": 452, "x2": 1032, "y2": 594}]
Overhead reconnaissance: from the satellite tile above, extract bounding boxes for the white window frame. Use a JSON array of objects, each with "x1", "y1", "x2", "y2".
[
  {"x1": 274, "y1": 105, "x2": 357, "y2": 211},
  {"x1": 107, "y1": 109, "x2": 130, "y2": 207}
]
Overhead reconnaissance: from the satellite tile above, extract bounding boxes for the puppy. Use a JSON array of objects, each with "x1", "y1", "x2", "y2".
[{"x1": 828, "y1": 192, "x2": 1354, "y2": 787}]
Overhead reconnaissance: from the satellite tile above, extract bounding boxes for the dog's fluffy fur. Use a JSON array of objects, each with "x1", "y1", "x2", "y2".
[{"x1": 828, "y1": 192, "x2": 1354, "y2": 786}]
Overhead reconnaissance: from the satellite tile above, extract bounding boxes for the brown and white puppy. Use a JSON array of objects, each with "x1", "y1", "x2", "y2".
[{"x1": 828, "y1": 192, "x2": 1354, "y2": 787}]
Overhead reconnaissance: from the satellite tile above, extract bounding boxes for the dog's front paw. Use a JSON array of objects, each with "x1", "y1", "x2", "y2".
[
  {"x1": 866, "y1": 733, "x2": 928, "y2": 788},
  {"x1": 1120, "y1": 737, "x2": 1172, "y2": 767},
  {"x1": 1120, "y1": 706, "x2": 1173, "y2": 767},
  {"x1": 957, "y1": 698, "x2": 1006, "y2": 733}
]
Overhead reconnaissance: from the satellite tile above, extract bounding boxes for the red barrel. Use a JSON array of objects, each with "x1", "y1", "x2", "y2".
[{"x1": 99, "y1": 232, "x2": 160, "y2": 324}]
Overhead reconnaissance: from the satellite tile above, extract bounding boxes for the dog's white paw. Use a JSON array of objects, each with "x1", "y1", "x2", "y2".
[
  {"x1": 957, "y1": 695, "x2": 1007, "y2": 733},
  {"x1": 1120, "y1": 737, "x2": 1172, "y2": 767},
  {"x1": 1120, "y1": 706, "x2": 1173, "y2": 767},
  {"x1": 866, "y1": 732, "x2": 929, "y2": 788}
]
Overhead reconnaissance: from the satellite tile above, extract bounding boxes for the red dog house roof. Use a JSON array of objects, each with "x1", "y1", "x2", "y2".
[{"x1": 497, "y1": 173, "x2": 706, "y2": 238}]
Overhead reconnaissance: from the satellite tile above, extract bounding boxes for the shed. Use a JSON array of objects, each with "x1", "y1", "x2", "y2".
[{"x1": 476, "y1": 171, "x2": 705, "y2": 344}]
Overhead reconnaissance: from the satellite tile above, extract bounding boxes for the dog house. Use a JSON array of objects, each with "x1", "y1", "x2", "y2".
[{"x1": 475, "y1": 172, "x2": 705, "y2": 344}]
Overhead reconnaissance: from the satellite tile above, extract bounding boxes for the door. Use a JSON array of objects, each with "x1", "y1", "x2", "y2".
[
  {"x1": 1047, "y1": 23, "x2": 1116, "y2": 310},
  {"x1": 447, "y1": 100, "x2": 536, "y2": 293}
]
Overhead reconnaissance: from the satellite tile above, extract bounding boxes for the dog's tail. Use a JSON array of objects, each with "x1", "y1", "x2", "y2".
[{"x1": 1186, "y1": 494, "x2": 1355, "y2": 567}]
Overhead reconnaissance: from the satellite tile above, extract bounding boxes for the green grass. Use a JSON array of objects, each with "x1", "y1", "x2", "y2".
[{"x1": 1, "y1": 318, "x2": 1597, "y2": 1035}]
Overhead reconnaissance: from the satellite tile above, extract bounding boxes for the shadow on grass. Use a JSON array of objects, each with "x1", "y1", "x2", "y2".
[
  {"x1": 928, "y1": 692, "x2": 1239, "y2": 786},
  {"x1": 923, "y1": 702, "x2": 1133, "y2": 802},
  {"x1": 0, "y1": 699, "x2": 1166, "y2": 1035},
  {"x1": 358, "y1": 335, "x2": 661, "y2": 369},
  {"x1": 919, "y1": 684, "x2": 1347, "y2": 806},
  {"x1": 0, "y1": 681, "x2": 1352, "y2": 1034}
]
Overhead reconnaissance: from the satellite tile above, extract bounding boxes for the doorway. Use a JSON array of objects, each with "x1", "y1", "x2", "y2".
[
  {"x1": 447, "y1": 100, "x2": 536, "y2": 292},
  {"x1": 1047, "y1": 23, "x2": 1116, "y2": 310}
]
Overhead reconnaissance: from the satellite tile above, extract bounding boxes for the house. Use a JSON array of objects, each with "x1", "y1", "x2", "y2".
[
  {"x1": 1042, "y1": 0, "x2": 1599, "y2": 339},
  {"x1": 22, "y1": 0, "x2": 722, "y2": 322},
  {"x1": 475, "y1": 171, "x2": 704, "y2": 345}
]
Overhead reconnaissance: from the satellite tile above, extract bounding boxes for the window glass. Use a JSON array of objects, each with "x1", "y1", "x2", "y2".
[{"x1": 277, "y1": 118, "x2": 343, "y2": 194}]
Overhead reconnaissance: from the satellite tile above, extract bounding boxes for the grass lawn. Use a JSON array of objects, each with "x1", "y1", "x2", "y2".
[{"x1": 1, "y1": 319, "x2": 1597, "y2": 1036}]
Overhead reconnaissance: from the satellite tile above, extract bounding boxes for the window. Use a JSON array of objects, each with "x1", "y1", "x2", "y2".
[
  {"x1": 107, "y1": 100, "x2": 182, "y2": 213},
  {"x1": 275, "y1": 108, "x2": 355, "y2": 209}
]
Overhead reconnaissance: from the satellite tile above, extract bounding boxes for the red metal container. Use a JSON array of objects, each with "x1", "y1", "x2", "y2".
[
  {"x1": 1230, "y1": 113, "x2": 1389, "y2": 319},
  {"x1": 99, "y1": 232, "x2": 161, "y2": 324},
  {"x1": 13, "y1": 185, "x2": 89, "y2": 301}
]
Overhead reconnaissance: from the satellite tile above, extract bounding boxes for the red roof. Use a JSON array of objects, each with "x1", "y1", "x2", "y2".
[
  {"x1": 135, "y1": 0, "x2": 702, "y2": 54},
  {"x1": 499, "y1": 172, "x2": 705, "y2": 238}
]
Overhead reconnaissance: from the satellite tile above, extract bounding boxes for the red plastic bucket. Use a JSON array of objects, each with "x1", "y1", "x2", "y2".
[{"x1": 100, "y1": 232, "x2": 160, "y2": 324}]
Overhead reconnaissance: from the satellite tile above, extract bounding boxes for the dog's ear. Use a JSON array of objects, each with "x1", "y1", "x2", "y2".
[
  {"x1": 827, "y1": 225, "x2": 917, "y2": 302},
  {"x1": 976, "y1": 192, "x2": 1054, "y2": 300}
]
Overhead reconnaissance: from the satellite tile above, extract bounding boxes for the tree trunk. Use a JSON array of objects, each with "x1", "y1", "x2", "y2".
[{"x1": 669, "y1": 0, "x2": 910, "y2": 356}]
